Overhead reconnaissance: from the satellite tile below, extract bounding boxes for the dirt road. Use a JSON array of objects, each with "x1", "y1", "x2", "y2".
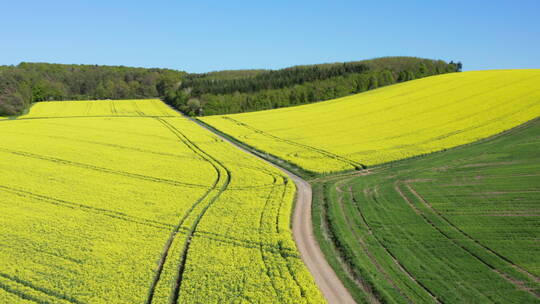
[
  {"x1": 287, "y1": 170, "x2": 357, "y2": 303},
  {"x1": 192, "y1": 118, "x2": 356, "y2": 304}
]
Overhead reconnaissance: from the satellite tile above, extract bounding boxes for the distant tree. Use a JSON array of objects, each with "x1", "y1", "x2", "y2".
[
  {"x1": 0, "y1": 57, "x2": 461, "y2": 117},
  {"x1": 0, "y1": 63, "x2": 185, "y2": 115},
  {"x1": 186, "y1": 98, "x2": 201, "y2": 116},
  {"x1": 417, "y1": 63, "x2": 428, "y2": 77},
  {"x1": 380, "y1": 70, "x2": 395, "y2": 86},
  {"x1": 0, "y1": 92, "x2": 25, "y2": 115},
  {"x1": 368, "y1": 75, "x2": 379, "y2": 89}
]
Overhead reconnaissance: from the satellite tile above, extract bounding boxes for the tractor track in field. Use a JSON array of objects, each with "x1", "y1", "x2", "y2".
[
  {"x1": 155, "y1": 117, "x2": 304, "y2": 302},
  {"x1": 2, "y1": 106, "x2": 355, "y2": 303},
  {"x1": 340, "y1": 76, "x2": 540, "y2": 146},
  {"x1": 258, "y1": 175, "x2": 285, "y2": 300},
  {"x1": 0, "y1": 185, "x2": 173, "y2": 231},
  {"x1": 404, "y1": 182, "x2": 540, "y2": 292},
  {"x1": 221, "y1": 116, "x2": 365, "y2": 170},
  {"x1": 258, "y1": 172, "x2": 307, "y2": 300},
  {"x1": 0, "y1": 146, "x2": 275, "y2": 191},
  {"x1": 0, "y1": 147, "x2": 213, "y2": 189},
  {"x1": 190, "y1": 116, "x2": 356, "y2": 304},
  {"x1": 147, "y1": 118, "x2": 232, "y2": 304},
  {"x1": 395, "y1": 181, "x2": 540, "y2": 299},
  {"x1": 360, "y1": 186, "x2": 441, "y2": 303},
  {"x1": 4, "y1": 130, "x2": 203, "y2": 160},
  {"x1": 329, "y1": 181, "x2": 440, "y2": 303},
  {"x1": 0, "y1": 271, "x2": 86, "y2": 304},
  {"x1": 191, "y1": 229, "x2": 300, "y2": 257},
  {"x1": 144, "y1": 121, "x2": 221, "y2": 304},
  {"x1": 335, "y1": 182, "x2": 408, "y2": 304},
  {"x1": 158, "y1": 118, "x2": 231, "y2": 304}
]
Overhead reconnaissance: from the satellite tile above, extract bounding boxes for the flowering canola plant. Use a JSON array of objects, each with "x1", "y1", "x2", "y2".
[
  {"x1": 201, "y1": 70, "x2": 540, "y2": 173},
  {"x1": 0, "y1": 99, "x2": 324, "y2": 303}
]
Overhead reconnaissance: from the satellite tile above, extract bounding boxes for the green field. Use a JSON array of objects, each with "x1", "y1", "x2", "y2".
[
  {"x1": 311, "y1": 118, "x2": 540, "y2": 303},
  {"x1": 1, "y1": 2, "x2": 538, "y2": 303},
  {"x1": 200, "y1": 70, "x2": 540, "y2": 303},
  {"x1": 2, "y1": 70, "x2": 539, "y2": 304},
  {"x1": 0, "y1": 99, "x2": 324, "y2": 304}
]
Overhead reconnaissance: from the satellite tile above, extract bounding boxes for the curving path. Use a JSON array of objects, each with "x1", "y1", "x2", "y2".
[
  {"x1": 287, "y1": 170, "x2": 357, "y2": 304},
  {"x1": 191, "y1": 117, "x2": 356, "y2": 304}
]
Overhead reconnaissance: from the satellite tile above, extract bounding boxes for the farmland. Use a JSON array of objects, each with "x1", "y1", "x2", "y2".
[
  {"x1": 201, "y1": 70, "x2": 540, "y2": 174},
  {"x1": 0, "y1": 99, "x2": 324, "y2": 303},
  {"x1": 2, "y1": 70, "x2": 539, "y2": 304},
  {"x1": 200, "y1": 69, "x2": 540, "y2": 303},
  {"x1": 310, "y1": 118, "x2": 540, "y2": 303},
  {"x1": 2, "y1": 1, "x2": 538, "y2": 303}
]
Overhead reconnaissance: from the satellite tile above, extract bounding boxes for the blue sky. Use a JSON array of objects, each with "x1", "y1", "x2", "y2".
[{"x1": 1, "y1": 0, "x2": 538, "y2": 72}]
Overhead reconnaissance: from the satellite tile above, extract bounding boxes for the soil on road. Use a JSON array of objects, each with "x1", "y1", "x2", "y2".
[{"x1": 193, "y1": 118, "x2": 356, "y2": 304}]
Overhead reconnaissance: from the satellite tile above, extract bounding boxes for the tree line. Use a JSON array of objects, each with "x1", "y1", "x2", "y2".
[
  {"x1": 164, "y1": 57, "x2": 462, "y2": 116},
  {"x1": 183, "y1": 62, "x2": 370, "y2": 95},
  {"x1": 0, "y1": 57, "x2": 462, "y2": 117},
  {"x1": 0, "y1": 63, "x2": 184, "y2": 115}
]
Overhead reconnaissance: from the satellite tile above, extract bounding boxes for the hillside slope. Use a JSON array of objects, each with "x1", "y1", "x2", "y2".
[
  {"x1": 311, "y1": 118, "x2": 540, "y2": 303},
  {"x1": 166, "y1": 57, "x2": 460, "y2": 115},
  {"x1": 0, "y1": 99, "x2": 324, "y2": 304},
  {"x1": 201, "y1": 70, "x2": 540, "y2": 173}
]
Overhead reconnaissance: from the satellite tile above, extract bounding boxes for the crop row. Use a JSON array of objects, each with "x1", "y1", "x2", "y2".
[
  {"x1": 202, "y1": 70, "x2": 540, "y2": 173},
  {"x1": 0, "y1": 99, "x2": 324, "y2": 303},
  {"x1": 311, "y1": 118, "x2": 540, "y2": 303}
]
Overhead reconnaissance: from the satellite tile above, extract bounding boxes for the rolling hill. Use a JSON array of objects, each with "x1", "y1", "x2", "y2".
[
  {"x1": 311, "y1": 118, "x2": 540, "y2": 303},
  {"x1": 200, "y1": 70, "x2": 540, "y2": 303},
  {"x1": 0, "y1": 99, "x2": 324, "y2": 304},
  {"x1": 200, "y1": 69, "x2": 540, "y2": 174},
  {"x1": 2, "y1": 69, "x2": 539, "y2": 304},
  {"x1": 165, "y1": 57, "x2": 460, "y2": 115}
]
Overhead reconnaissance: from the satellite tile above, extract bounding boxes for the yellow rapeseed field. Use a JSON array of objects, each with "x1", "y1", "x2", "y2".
[
  {"x1": 0, "y1": 99, "x2": 324, "y2": 303},
  {"x1": 201, "y1": 70, "x2": 540, "y2": 173}
]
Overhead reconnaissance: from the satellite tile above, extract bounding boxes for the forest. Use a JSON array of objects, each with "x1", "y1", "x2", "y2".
[
  {"x1": 0, "y1": 63, "x2": 184, "y2": 115},
  {"x1": 165, "y1": 57, "x2": 461, "y2": 115},
  {"x1": 0, "y1": 57, "x2": 461, "y2": 116}
]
